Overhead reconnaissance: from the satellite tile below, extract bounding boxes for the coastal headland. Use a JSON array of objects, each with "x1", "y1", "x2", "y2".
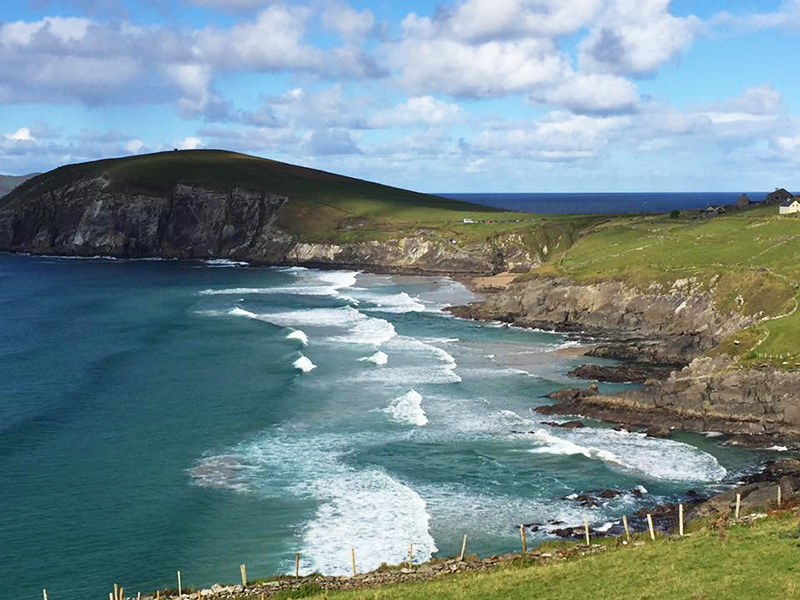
[{"x1": 3, "y1": 150, "x2": 798, "y2": 445}]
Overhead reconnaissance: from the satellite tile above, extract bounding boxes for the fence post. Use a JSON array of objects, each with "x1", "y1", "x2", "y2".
[
  {"x1": 177, "y1": 571, "x2": 182, "y2": 596},
  {"x1": 114, "y1": 584, "x2": 119, "y2": 600},
  {"x1": 351, "y1": 548, "x2": 357, "y2": 577},
  {"x1": 735, "y1": 493, "x2": 741, "y2": 519},
  {"x1": 295, "y1": 552, "x2": 301, "y2": 577},
  {"x1": 520, "y1": 525, "x2": 527, "y2": 553},
  {"x1": 43, "y1": 589, "x2": 48, "y2": 600},
  {"x1": 778, "y1": 485, "x2": 782, "y2": 507},
  {"x1": 583, "y1": 517, "x2": 591, "y2": 547},
  {"x1": 679, "y1": 504, "x2": 684, "y2": 536},
  {"x1": 240, "y1": 563, "x2": 247, "y2": 587},
  {"x1": 459, "y1": 534, "x2": 467, "y2": 561},
  {"x1": 622, "y1": 515, "x2": 630, "y2": 543},
  {"x1": 646, "y1": 514, "x2": 655, "y2": 541},
  {"x1": 409, "y1": 543, "x2": 414, "y2": 567}
]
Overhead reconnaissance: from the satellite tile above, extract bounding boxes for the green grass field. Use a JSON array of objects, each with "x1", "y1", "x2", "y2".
[
  {"x1": 530, "y1": 204, "x2": 800, "y2": 367},
  {"x1": 280, "y1": 513, "x2": 800, "y2": 600}
]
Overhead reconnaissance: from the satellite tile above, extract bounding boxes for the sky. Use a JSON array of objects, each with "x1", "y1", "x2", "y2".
[{"x1": 0, "y1": 0, "x2": 799, "y2": 192}]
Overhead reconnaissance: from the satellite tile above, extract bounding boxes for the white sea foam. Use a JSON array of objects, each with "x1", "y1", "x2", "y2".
[
  {"x1": 359, "y1": 351, "x2": 388, "y2": 366},
  {"x1": 191, "y1": 433, "x2": 436, "y2": 575},
  {"x1": 293, "y1": 354, "x2": 317, "y2": 373},
  {"x1": 204, "y1": 258, "x2": 249, "y2": 267},
  {"x1": 528, "y1": 428, "x2": 726, "y2": 482},
  {"x1": 228, "y1": 307, "x2": 258, "y2": 319},
  {"x1": 226, "y1": 306, "x2": 397, "y2": 347},
  {"x1": 359, "y1": 292, "x2": 427, "y2": 314},
  {"x1": 382, "y1": 391, "x2": 428, "y2": 426},
  {"x1": 199, "y1": 269, "x2": 358, "y2": 298},
  {"x1": 287, "y1": 330, "x2": 309, "y2": 346}
]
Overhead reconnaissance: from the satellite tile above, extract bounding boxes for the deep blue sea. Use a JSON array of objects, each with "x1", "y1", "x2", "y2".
[
  {"x1": 0, "y1": 254, "x2": 781, "y2": 599},
  {"x1": 440, "y1": 192, "x2": 767, "y2": 213}
]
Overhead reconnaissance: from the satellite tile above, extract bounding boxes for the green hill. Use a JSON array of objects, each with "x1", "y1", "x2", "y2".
[
  {"x1": 2, "y1": 150, "x2": 516, "y2": 243},
  {"x1": 525, "y1": 204, "x2": 800, "y2": 366}
]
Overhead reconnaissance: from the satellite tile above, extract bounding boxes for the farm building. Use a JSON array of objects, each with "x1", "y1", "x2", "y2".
[
  {"x1": 766, "y1": 188, "x2": 794, "y2": 204},
  {"x1": 779, "y1": 197, "x2": 800, "y2": 215}
]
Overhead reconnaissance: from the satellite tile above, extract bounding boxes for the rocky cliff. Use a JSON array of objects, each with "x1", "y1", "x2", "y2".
[
  {"x1": 0, "y1": 174, "x2": 537, "y2": 274},
  {"x1": 539, "y1": 356, "x2": 800, "y2": 441},
  {"x1": 449, "y1": 276, "x2": 755, "y2": 364}
]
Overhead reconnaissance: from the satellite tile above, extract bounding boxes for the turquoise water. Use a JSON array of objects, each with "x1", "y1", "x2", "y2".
[{"x1": 0, "y1": 255, "x2": 776, "y2": 599}]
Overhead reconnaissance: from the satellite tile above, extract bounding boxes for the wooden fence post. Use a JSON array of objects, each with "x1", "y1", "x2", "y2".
[
  {"x1": 735, "y1": 493, "x2": 741, "y2": 519},
  {"x1": 459, "y1": 534, "x2": 467, "y2": 561},
  {"x1": 114, "y1": 584, "x2": 119, "y2": 600},
  {"x1": 583, "y1": 517, "x2": 591, "y2": 546},
  {"x1": 177, "y1": 571, "x2": 182, "y2": 596},
  {"x1": 622, "y1": 515, "x2": 630, "y2": 543},
  {"x1": 646, "y1": 514, "x2": 655, "y2": 541},
  {"x1": 409, "y1": 543, "x2": 414, "y2": 567},
  {"x1": 520, "y1": 525, "x2": 527, "y2": 553},
  {"x1": 351, "y1": 548, "x2": 357, "y2": 577},
  {"x1": 778, "y1": 485, "x2": 782, "y2": 507},
  {"x1": 295, "y1": 552, "x2": 301, "y2": 577},
  {"x1": 42, "y1": 589, "x2": 48, "y2": 600},
  {"x1": 679, "y1": 504, "x2": 684, "y2": 536},
  {"x1": 240, "y1": 563, "x2": 247, "y2": 587}
]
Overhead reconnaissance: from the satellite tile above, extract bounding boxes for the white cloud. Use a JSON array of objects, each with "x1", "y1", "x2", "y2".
[
  {"x1": 710, "y1": 0, "x2": 800, "y2": 33},
  {"x1": 390, "y1": 36, "x2": 568, "y2": 98},
  {"x1": 125, "y1": 139, "x2": 146, "y2": 154},
  {"x1": 321, "y1": 3, "x2": 378, "y2": 43},
  {"x1": 579, "y1": 0, "x2": 701, "y2": 76},
  {"x1": 529, "y1": 72, "x2": 639, "y2": 114},
  {"x1": 178, "y1": 137, "x2": 203, "y2": 150},
  {"x1": 6, "y1": 128, "x2": 35, "y2": 142},
  {"x1": 368, "y1": 96, "x2": 462, "y2": 128}
]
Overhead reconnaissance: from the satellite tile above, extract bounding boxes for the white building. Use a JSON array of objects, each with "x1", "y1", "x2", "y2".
[{"x1": 779, "y1": 198, "x2": 800, "y2": 215}]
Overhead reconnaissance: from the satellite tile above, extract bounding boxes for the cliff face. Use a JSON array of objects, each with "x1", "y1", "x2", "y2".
[
  {"x1": 462, "y1": 277, "x2": 800, "y2": 440},
  {"x1": 0, "y1": 179, "x2": 293, "y2": 260},
  {"x1": 540, "y1": 356, "x2": 800, "y2": 440},
  {"x1": 0, "y1": 177, "x2": 535, "y2": 274},
  {"x1": 449, "y1": 276, "x2": 755, "y2": 364}
]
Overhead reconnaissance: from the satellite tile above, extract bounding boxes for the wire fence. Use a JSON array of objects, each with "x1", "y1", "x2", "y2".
[{"x1": 43, "y1": 488, "x2": 788, "y2": 600}]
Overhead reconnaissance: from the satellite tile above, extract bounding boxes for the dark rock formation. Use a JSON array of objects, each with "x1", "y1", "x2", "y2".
[
  {"x1": 539, "y1": 357, "x2": 800, "y2": 442},
  {"x1": 448, "y1": 277, "x2": 755, "y2": 364},
  {"x1": 567, "y1": 363, "x2": 675, "y2": 383}
]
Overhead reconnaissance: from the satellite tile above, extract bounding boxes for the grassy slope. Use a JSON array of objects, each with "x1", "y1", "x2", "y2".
[
  {"x1": 292, "y1": 514, "x2": 800, "y2": 600},
  {"x1": 527, "y1": 204, "x2": 800, "y2": 366},
  {"x1": 0, "y1": 150, "x2": 596, "y2": 248}
]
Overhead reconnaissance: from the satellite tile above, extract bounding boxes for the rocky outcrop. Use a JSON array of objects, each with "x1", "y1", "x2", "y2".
[
  {"x1": 448, "y1": 276, "x2": 756, "y2": 363},
  {"x1": 539, "y1": 356, "x2": 800, "y2": 441},
  {"x1": 0, "y1": 179, "x2": 294, "y2": 260},
  {"x1": 0, "y1": 177, "x2": 539, "y2": 274},
  {"x1": 567, "y1": 363, "x2": 675, "y2": 383},
  {"x1": 285, "y1": 237, "x2": 499, "y2": 273}
]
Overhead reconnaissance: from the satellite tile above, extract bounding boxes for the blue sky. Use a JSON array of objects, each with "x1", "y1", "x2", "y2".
[{"x1": 1, "y1": 0, "x2": 799, "y2": 192}]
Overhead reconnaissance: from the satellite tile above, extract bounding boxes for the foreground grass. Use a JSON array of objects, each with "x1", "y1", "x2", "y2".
[{"x1": 294, "y1": 515, "x2": 800, "y2": 600}]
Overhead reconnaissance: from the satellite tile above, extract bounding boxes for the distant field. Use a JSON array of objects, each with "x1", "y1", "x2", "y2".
[
  {"x1": 256, "y1": 513, "x2": 800, "y2": 600},
  {"x1": 527, "y1": 204, "x2": 800, "y2": 366}
]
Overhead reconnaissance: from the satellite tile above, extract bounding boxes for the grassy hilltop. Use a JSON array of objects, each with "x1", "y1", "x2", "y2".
[
  {"x1": 520, "y1": 203, "x2": 800, "y2": 367},
  {"x1": 0, "y1": 149, "x2": 595, "y2": 248}
]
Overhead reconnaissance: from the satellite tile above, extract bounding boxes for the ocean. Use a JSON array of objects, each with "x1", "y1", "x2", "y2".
[
  {"x1": 440, "y1": 192, "x2": 767, "y2": 213},
  {"x1": 0, "y1": 254, "x2": 779, "y2": 599}
]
